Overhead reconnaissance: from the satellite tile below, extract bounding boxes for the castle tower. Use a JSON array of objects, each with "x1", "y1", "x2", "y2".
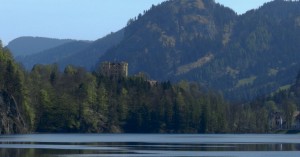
[{"x1": 100, "y1": 62, "x2": 128, "y2": 78}]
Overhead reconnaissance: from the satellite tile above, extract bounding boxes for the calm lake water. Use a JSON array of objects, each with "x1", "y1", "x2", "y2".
[{"x1": 0, "y1": 134, "x2": 300, "y2": 157}]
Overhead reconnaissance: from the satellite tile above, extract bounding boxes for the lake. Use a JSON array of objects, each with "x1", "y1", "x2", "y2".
[{"x1": 0, "y1": 134, "x2": 300, "y2": 157}]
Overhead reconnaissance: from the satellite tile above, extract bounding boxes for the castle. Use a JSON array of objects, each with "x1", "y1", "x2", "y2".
[{"x1": 100, "y1": 62, "x2": 128, "y2": 78}]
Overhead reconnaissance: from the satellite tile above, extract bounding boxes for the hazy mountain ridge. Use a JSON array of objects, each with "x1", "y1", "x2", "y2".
[
  {"x1": 10, "y1": 29, "x2": 124, "y2": 70},
  {"x1": 58, "y1": 29, "x2": 124, "y2": 70},
  {"x1": 7, "y1": 37, "x2": 75, "y2": 57},
  {"x1": 16, "y1": 41, "x2": 91, "y2": 70}
]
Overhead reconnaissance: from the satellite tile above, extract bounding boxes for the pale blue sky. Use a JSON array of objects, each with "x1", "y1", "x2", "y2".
[{"x1": 0, "y1": 0, "x2": 272, "y2": 45}]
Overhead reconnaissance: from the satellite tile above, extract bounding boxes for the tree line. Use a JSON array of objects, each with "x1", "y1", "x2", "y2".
[{"x1": 1, "y1": 43, "x2": 299, "y2": 133}]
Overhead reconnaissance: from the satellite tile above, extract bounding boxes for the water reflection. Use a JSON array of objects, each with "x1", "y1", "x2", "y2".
[{"x1": 0, "y1": 134, "x2": 300, "y2": 157}]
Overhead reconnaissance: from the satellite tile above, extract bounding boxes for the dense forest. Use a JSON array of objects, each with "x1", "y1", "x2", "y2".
[
  {"x1": 1, "y1": 43, "x2": 299, "y2": 134},
  {"x1": 3, "y1": 0, "x2": 300, "y2": 134}
]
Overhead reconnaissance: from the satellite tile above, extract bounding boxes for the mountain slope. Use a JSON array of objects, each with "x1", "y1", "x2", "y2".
[
  {"x1": 99, "y1": 0, "x2": 300, "y2": 100},
  {"x1": 58, "y1": 29, "x2": 124, "y2": 70},
  {"x1": 7, "y1": 37, "x2": 74, "y2": 57},
  {"x1": 207, "y1": 0, "x2": 300, "y2": 99},
  {"x1": 100, "y1": 0, "x2": 237, "y2": 79}
]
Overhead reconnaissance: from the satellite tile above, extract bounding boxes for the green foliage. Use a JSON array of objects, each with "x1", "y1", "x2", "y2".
[
  {"x1": 247, "y1": 69, "x2": 300, "y2": 132},
  {"x1": 3, "y1": 39, "x2": 298, "y2": 133},
  {"x1": 0, "y1": 43, "x2": 34, "y2": 131},
  {"x1": 19, "y1": 63, "x2": 236, "y2": 133}
]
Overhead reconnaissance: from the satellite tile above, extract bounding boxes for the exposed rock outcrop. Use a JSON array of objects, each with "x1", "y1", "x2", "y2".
[{"x1": 0, "y1": 91, "x2": 27, "y2": 134}]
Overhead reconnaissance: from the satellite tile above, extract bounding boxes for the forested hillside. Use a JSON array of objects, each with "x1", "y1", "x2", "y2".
[
  {"x1": 2, "y1": 0, "x2": 300, "y2": 134},
  {"x1": 7, "y1": 0, "x2": 300, "y2": 100},
  {"x1": 0, "y1": 43, "x2": 31, "y2": 134},
  {"x1": 99, "y1": 0, "x2": 300, "y2": 100}
]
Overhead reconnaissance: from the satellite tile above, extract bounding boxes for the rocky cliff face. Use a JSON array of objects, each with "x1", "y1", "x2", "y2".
[{"x1": 0, "y1": 91, "x2": 27, "y2": 134}]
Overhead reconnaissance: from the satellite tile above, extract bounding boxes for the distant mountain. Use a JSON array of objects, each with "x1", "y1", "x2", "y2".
[
  {"x1": 7, "y1": 37, "x2": 74, "y2": 57},
  {"x1": 58, "y1": 29, "x2": 124, "y2": 70},
  {"x1": 16, "y1": 41, "x2": 91, "y2": 70},
  {"x1": 98, "y1": 0, "x2": 300, "y2": 100},
  {"x1": 15, "y1": 29, "x2": 124, "y2": 70}
]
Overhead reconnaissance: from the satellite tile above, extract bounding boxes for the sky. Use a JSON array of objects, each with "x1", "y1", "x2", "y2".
[{"x1": 0, "y1": 0, "x2": 272, "y2": 46}]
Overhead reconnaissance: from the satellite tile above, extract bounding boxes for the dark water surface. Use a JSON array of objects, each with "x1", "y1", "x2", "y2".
[{"x1": 0, "y1": 134, "x2": 300, "y2": 157}]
